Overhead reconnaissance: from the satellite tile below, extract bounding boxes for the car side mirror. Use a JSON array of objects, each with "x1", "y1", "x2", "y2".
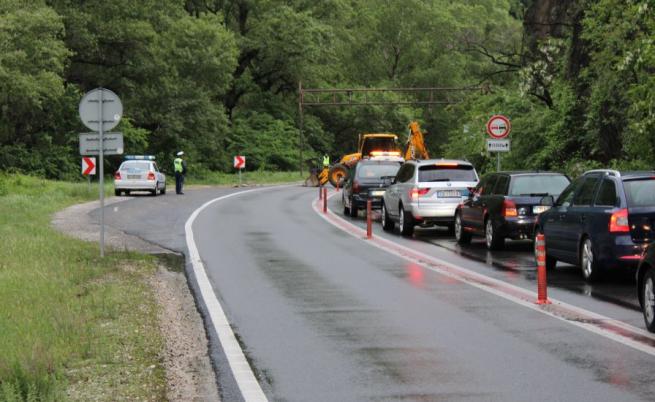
[{"x1": 540, "y1": 195, "x2": 554, "y2": 206}]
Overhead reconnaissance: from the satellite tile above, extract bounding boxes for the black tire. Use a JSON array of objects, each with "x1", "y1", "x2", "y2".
[
  {"x1": 150, "y1": 184, "x2": 158, "y2": 196},
  {"x1": 161, "y1": 185, "x2": 166, "y2": 195},
  {"x1": 114, "y1": 189, "x2": 121, "y2": 196},
  {"x1": 485, "y1": 218, "x2": 505, "y2": 250},
  {"x1": 349, "y1": 198, "x2": 358, "y2": 218},
  {"x1": 534, "y1": 229, "x2": 556, "y2": 270},
  {"x1": 455, "y1": 212, "x2": 471, "y2": 244},
  {"x1": 399, "y1": 205, "x2": 414, "y2": 237},
  {"x1": 125, "y1": 191, "x2": 131, "y2": 196},
  {"x1": 445, "y1": 224, "x2": 455, "y2": 236},
  {"x1": 328, "y1": 164, "x2": 349, "y2": 187},
  {"x1": 580, "y1": 237, "x2": 602, "y2": 282},
  {"x1": 342, "y1": 194, "x2": 350, "y2": 215},
  {"x1": 642, "y1": 268, "x2": 655, "y2": 333},
  {"x1": 381, "y1": 202, "x2": 394, "y2": 232}
]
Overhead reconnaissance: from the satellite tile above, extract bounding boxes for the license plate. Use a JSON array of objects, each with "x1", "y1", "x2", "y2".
[
  {"x1": 533, "y1": 205, "x2": 551, "y2": 214},
  {"x1": 370, "y1": 190, "x2": 385, "y2": 197},
  {"x1": 127, "y1": 175, "x2": 140, "y2": 180},
  {"x1": 437, "y1": 190, "x2": 461, "y2": 198}
]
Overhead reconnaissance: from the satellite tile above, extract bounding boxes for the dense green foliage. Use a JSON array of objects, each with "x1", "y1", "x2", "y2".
[{"x1": 1, "y1": 0, "x2": 652, "y2": 179}]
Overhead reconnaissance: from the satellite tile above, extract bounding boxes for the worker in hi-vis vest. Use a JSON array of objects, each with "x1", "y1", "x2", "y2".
[
  {"x1": 174, "y1": 151, "x2": 187, "y2": 195},
  {"x1": 322, "y1": 154, "x2": 330, "y2": 168}
]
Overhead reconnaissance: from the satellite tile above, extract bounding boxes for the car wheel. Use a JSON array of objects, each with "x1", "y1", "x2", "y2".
[
  {"x1": 381, "y1": 203, "x2": 394, "y2": 232},
  {"x1": 485, "y1": 218, "x2": 504, "y2": 250},
  {"x1": 399, "y1": 206, "x2": 414, "y2": 237},
  {"x1": 161, "y1": 185, "x2": 166, "y2": 195},
  {"x1": 642, "y1": 268, "x2": 655, "y2": 332},
  {"x1": 445, "y1": 224, "x2": 455, "y2": 236},
  {"x1": 125, "y1": 191, "x2": 131, "y2": 196},
  {"x1": 534, "y1": 229, "x2": 556, "y2": 270},
  {"x1": 342, "y1": 194, "x2": 350, "y2": 215},
  {"x1": 455, "y1": 213, "x2": 471, "y2": 244},
  {"x1": 349, "y1": 198, "x2": 358, "y2": 218},
  {"x1": 580, "y1": 237, "x2": 601, "y2": 282},
  {"x1": 151, "y1": 184, "x2": 158, "y2": 196},
  {"x1": 114, "y1": 189, "x2": 121, "y2": 196}
]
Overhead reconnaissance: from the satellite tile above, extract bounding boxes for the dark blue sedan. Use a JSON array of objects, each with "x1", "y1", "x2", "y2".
[{"x1": 535, "y1": 169, "x2": 655, "y2": 282}]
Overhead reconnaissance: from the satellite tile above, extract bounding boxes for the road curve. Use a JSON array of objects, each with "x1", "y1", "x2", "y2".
[{"x1": 189, "y1": 185, "x2": 655, "y2": 401}]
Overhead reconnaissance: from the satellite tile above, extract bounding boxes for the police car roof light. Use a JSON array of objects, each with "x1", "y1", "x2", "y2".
[{"x1": 125, "y1": 155, "x2": 156, "y2": 161}]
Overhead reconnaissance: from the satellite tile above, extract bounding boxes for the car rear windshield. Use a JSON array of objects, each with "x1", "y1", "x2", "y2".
[
  {"x1": 624, "y1": 179, "x2": 655, "y2": 207},
  {"x1": 357, "y1": 164, "x2": 401, "y2": 179},
  {"x1": 418, "y1": 164, "x2": 476, "y2": 182},
  {"x1": 120, "y1": 162, "x2": 149, "y2": 173},
  {"x1": 509, "y1": 175, "x2": 570, "y2": 196}
]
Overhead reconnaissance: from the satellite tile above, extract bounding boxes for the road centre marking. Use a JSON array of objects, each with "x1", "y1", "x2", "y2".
[
  {"x1": 313, "y1": 191, "x2": 655, "y2": 357},
  {"x1": 186, "y1": 188, "x2": 279, "y2": 402}
]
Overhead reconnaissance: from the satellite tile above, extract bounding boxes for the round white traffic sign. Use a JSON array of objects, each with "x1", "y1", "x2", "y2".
[
  {"x1": 486, "y1": 115, "x2": 511, "y2": 139},
  {"x1": 79, "y1": 88, "x2": 123, "y2": 131}
]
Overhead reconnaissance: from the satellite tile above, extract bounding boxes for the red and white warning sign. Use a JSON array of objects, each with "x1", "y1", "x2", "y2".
[
  {"x1": 486, "y1": 115, "x2": 511, "y2": 139},
  {"x1": 82, "y1": 157, "x2": 96, "y2": 175},
  {"x1": 234, "y1": 155, "x2": 246, "y2": 169}
]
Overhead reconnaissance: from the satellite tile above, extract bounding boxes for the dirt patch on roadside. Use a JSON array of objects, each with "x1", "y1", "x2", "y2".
[{"x1": 53, "y1": 199, "x2": 220, "y2": 401}]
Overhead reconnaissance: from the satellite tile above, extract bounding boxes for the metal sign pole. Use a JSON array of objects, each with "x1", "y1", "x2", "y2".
[
  {"x1": 497, "y1": 153, "x2": 501, "y2": 172},
  {"x1": 238, "y1": 168, "x2": 242, "y2": 187},
  {"x1": 99, "y1": 89, "x2": 105, "y2": 257}
]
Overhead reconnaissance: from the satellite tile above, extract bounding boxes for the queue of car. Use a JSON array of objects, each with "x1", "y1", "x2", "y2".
[{"x1": 340, "y1": 157, "x2": 655, "y2": 333}]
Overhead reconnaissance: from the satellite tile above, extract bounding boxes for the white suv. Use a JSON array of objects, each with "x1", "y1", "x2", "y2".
[{"x1": 381, "y1": 159, "x2": 479, "y2": 236}]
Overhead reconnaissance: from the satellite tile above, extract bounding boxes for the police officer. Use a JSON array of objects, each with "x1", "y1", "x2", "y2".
[
  {"x1": 322, "y1": 154, "x2": 330, "y2": 168},
  {"x1": 174, "y1": 151, "x2": 187, "y2": 195}
]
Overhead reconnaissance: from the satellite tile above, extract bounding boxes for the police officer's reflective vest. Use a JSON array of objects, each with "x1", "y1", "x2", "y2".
[
  {"x1": 322, "y1": 155, "x2": 330, "y2": 167},
  {"x1": 174, "y1": 158, "x2": 183, "y2": 173}
]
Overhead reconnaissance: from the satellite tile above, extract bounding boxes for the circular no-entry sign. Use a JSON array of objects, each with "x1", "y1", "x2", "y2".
[{"x1": 486, "y1": 115, "x2": 511, "y2": 139}]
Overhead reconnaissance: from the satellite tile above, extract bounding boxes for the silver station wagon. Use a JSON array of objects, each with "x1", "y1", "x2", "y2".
[{"x1": 381, "y1": 159, "x2": 479, "y2": 236}]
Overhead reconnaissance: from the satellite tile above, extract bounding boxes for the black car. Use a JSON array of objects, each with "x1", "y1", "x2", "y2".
[
  {"x1": 536, "y1": 170, "x2": 655, "y2": 282},
  {"x1": 455, "y1": 171, "x2": 570, "y2": 250},
  {"x1": 342, "y1": 159, "x2": 402, "y2": 218},
  {"x1": 637, "y1": 243, "x2": 655, "y2": 332}
]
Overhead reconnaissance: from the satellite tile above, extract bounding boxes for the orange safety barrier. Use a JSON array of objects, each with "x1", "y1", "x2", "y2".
[
  {"x1": 323, "y1": 187, "x2": 327, "y2": 213},
  {"x1": 535, "y1": 234, "x2": 551, "y2": 304},
  {"x1": 366, "y1": 199, "x2": 373, "y2": 239}
]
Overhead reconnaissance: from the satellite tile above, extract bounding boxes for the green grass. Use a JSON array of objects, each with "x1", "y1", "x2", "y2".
[
  {"x1": 185, "y1": 170, "x2": 303, "y2": 186},
  {"x1": 0, "y1": 174, "x2": 166, "y2": 401}
]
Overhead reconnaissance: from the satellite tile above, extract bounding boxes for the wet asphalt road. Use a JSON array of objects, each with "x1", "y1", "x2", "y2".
[{"x1": 95, "y1": 185, "x2": 655, "y2": 401}]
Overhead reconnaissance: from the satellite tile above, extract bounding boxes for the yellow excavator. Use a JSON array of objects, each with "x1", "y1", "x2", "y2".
[{"x1": 309, "y1": 121, "x2": 429, "y2": 187}]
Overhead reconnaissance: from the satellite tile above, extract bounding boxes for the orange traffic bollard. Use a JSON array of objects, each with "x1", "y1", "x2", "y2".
[
  {"x1": 366, "y1": 199, "x2": 373, "y2": 239},
  {"x1": 535, "y1": 234, "x2": 551, "y2": 304},
  {"x1": 323, "y1": 187, "x2": 327, "y2": 213}
]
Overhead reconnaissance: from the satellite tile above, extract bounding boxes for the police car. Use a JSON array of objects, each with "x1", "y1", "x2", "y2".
[{"x1": 113, "y1": 156, "x2": 166, "y2": 196}]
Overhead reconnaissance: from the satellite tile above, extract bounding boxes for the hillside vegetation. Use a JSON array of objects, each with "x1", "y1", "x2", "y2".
[{"x1": 1, "y1": 0, "x2": 653, "y2": 179}]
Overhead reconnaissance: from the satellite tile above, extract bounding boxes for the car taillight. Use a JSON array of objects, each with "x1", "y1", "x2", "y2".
[
  {"x1": 353, "y1": 180, "x2": 360, "y2": 193},
  {"x1": 409, "y1": 187, "x2": 430, "y2": 200},
  {"x1": 502, "y1": 199, "x2": 518, "y2": 217},
  {"x1": 147, "y1": 172, "x2": 156, "y2": 181},
  {"x1": 609, "y1": 208, "x2": 630, "y2": 233},
  {"x1": 114, "y1": 171, "x2": 121, "y2": 180}
]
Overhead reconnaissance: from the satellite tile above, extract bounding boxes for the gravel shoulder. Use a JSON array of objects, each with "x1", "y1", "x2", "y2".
[{"x1": 52, "y1": 198, "x2": 220, "y2": 402}]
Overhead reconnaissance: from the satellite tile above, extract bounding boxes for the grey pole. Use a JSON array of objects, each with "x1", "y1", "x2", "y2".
[
  {"x1": 99, "y1": 89, "x2": 105, "y2": 257},
  {"x1": 497, "y1": 153, "x2": 501, "y2": 172}
]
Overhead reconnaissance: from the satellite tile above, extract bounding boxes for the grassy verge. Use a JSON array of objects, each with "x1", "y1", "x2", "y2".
[
  {"x1": 185, "y1": 170, "x2": 303, "y2": 186},
  {"x1": 0, "y1": 174, "x2": 165, "y2": 401}
]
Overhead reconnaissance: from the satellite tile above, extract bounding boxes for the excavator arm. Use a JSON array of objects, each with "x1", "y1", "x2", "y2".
[{"x1": 404, "y1": 121, "x2": 430, "y2": 160}]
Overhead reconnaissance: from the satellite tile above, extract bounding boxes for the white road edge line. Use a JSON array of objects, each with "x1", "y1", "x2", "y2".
[
  {"x1": 314, "y1": 192, "x2": 655, "y2": 357},
  {"x1": 186, "y1": 187, "x2": 284, "y2": 402}
]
